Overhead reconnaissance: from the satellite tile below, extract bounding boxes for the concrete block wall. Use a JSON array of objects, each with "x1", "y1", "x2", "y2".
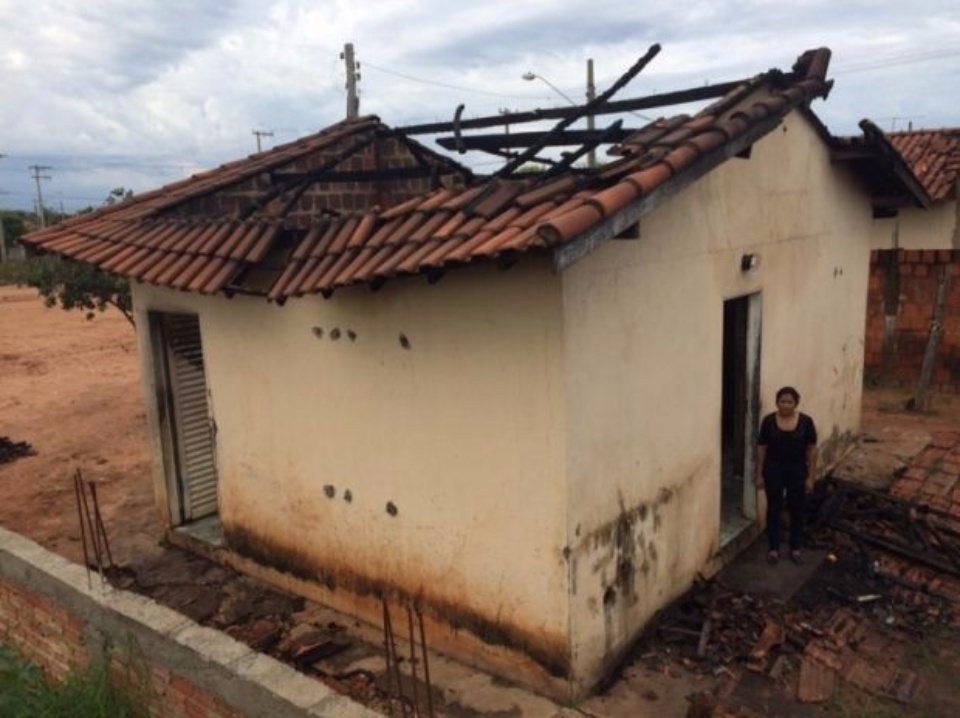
[
  {"x1": 0, "y1": 527, "x2": 381, "y2": 718},
  {"x1": 865, "y1": 249, "x2": 960, "y2": 389}
]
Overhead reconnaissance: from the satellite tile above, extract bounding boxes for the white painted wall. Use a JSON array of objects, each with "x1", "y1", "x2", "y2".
[
  {"x1": 132, "y1": 259, "x2": 571, "y2": 676},
  {"x1": 560, "y1": 112, "x2": 873, "y2": 689},
  {"x1": 131, "y1": 111, "x2": 876, "y2": 697},
  {"x1": 870, "y1": 201, "x2": 957, "y2": 250}
]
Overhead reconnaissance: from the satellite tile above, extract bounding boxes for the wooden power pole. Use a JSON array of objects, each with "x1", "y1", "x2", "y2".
[{"x1": 342, "y1": 43, "x2": 360, "y2": 119}]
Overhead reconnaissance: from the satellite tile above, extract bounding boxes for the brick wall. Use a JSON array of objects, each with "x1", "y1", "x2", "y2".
[
  {"x1": 0, "y1": 579, "x2": 87, "y2": 683},
  {"x1": 865, "y1": 249, "x2": 960, "y2": 389},
  {"x1": 0, "y1": 528, "x2": 378, "y2": 718},
  {"x1": 172, "y1": 134, "x2": 460, "y2": 221}
]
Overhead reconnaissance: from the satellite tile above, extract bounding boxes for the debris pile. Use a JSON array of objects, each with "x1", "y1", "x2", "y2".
[
  {"x1": 0, "y1": 436, "x2": 35, "y2": 465},
  {"x1": 629, "y1": 474, "x2": 960, "y2": 712}
]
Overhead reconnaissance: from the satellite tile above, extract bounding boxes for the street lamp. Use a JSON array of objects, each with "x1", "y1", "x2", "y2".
[
  {"x1": 521, "y1": 72, "x2": 578, "y2": 107},
  {"x1": 522, "y1": 64, "x2": 598, "y2": 167}
]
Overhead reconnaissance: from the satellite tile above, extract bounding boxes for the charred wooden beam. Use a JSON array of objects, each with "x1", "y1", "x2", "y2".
[
  {"x1": 270, "y1": 166, "x2": 459, "y2": 184},
  {"x1": 498, "y1": 45, "x2": 661, "y2": 176},
  {"x1": 398, "y1": 80, "x2": 743, "y2": 135},
  {"x1": 541, "y1": 120, "x2": 624, "y2": 178},
  {"x1": 435, "y1": 127, "x2": 636, "y2": 151},
  {"x1": 827, "y1": 521, "x2": 960, "y2": 579}
]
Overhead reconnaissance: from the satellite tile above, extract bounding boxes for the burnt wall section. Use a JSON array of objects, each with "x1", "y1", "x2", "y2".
[
  {"x1": 865, "y1": 249, "x2": 960, "y2": 389},
  {"x1": 0, "y1": 527, "x2": 378, "y2": 718}
]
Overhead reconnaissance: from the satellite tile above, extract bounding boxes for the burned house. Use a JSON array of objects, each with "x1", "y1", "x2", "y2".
[{"x1": 24, "y1": 46, "x2": 888, "y2": 698}]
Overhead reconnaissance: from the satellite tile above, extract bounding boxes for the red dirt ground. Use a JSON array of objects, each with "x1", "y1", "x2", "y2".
[{"x1": 0, "y1": 285, "x2": 158, "y2": 566}]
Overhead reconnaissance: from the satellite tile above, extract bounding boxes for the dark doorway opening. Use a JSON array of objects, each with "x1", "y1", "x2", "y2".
[{"x1": 721, "y1": 294, "x2": 760, "y2": 543}]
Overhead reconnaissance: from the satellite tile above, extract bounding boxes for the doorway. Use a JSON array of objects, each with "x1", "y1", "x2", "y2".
[
  {"x1": 720, "y1": 293, "x2": 761, "y2": 544},
  {"x1": 150, "y1": 312, "x2": 220, "y2": 526}
]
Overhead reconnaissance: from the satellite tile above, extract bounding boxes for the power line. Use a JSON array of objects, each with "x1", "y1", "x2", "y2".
[
  {"x1": 362, "y1": 60, "x2": 552, "y2": 101},
  {"x1": 833, "y1": 46, "x2": 960, "y2": 75}
]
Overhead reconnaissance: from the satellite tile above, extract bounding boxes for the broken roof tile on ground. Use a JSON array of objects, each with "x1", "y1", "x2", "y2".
[{"x1": 23, "y1": 47, "x2": 835, "y2": 301}]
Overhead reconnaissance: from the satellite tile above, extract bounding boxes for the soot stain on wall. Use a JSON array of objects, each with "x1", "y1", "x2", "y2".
[{"x1": 223, "y1": 522, "x2": 571, "y2": 678}]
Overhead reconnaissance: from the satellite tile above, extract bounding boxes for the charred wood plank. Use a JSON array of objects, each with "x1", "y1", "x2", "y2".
[
  {"x1": 399, "y1": 81, "x2": 743, "y2": 135},
  {"x1": 270, "y1": 166, "x2": 458, "y2": 184},
  {"x1": 498, "y1": 45, "x2": 661, "y2": 177},
  {"x1": 435, "y1": 127, "x2": 636, "y2": 151},
  {"x1": 827, "y1": 521, "x2": 960, "y2": 579},
  {"x1": 541, "y1": 120, "x2": 624, "y2": 178}
]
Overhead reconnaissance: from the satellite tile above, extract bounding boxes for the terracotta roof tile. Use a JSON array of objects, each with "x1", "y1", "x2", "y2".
[
  {"x1": 23, "y1": 48, "x2": 835, "y2": 300},
  {"x1": 888, "y1": 130, "x2": 960, "y2": 201}
]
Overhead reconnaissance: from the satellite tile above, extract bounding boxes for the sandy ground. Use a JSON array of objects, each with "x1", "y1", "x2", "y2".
[{"x1": 0, "y1": 285, "x2": 158, "y2": 566}]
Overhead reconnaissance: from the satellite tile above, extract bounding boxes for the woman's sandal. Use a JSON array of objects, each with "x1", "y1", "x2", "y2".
[{"x1": 766, "y1": 550, "x2": 780, "y2": 565}]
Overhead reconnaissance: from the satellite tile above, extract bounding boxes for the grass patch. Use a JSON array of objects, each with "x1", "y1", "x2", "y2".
[{"x1": 0, "y1": 643, "x2": 153, "y2": 718}]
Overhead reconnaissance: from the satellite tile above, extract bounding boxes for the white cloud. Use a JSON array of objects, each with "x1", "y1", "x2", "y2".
[{"x1": 0, "y1": 0, "x2": 958, "y2": 211}]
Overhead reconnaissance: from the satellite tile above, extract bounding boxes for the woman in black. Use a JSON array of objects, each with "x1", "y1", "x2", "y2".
[{"x1": 757, "y1": 386, "x2": 818, "y2": 565}]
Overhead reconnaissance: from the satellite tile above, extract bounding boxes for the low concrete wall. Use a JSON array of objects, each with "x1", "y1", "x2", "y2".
[{"x1": 0, "y1": 527, "x2": 381, "y2": 718}]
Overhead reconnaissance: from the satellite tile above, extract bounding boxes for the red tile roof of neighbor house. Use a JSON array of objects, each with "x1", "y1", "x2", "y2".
[
  {"x1": 886, "y1": 130, "x2": 960, "y2": 202},
  {"x1": 23, "y1": 47, "x2": 834, "y2": 301}
]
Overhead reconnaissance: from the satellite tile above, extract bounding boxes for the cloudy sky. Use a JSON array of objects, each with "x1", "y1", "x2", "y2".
[{"x1": 1, "y1": 0, "x2": 958, "y2": 214}]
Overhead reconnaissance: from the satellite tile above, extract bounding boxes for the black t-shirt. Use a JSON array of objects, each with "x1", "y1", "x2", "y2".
[{"x1": 758, "y1": 412, "x2": 817, "y2": 467}]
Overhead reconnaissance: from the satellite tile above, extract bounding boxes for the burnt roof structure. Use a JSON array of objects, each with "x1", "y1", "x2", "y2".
[{"x1": 25, "y1": 46, "x2": 839, "y2": 301}]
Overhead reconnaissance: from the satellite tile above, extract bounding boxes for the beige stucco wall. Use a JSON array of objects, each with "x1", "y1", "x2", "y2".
[
  {"x1": 870, "y1": 201, "x2": 958, "y2": 251},
  {"x1": 560, "y1": 112, "x2": 873, "y2": 689},
  {"x1": 131, "y1": 259, "x2": 571, "y2": 682},
  {"x1": 130, "y1": 111, "x2": 877, "y2": 697}
]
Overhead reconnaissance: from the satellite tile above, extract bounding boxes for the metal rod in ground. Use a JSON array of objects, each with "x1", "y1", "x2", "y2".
[
  {"x1": 381, "y1": 601, "x2": 396, "y2": 718},
  {"x1": 383, "y1": 600, "x2": 410, "y2": 718},
  {"x1": 73, "y1": 469, "x2": 92, "y2": 590},
  {"x1": 89, "y1": 482, "x2": 114, "y2": 568},
  {"x1": 416, "y1": 604, "x2": 434, "y2": 718},
  {"x1": 406, "y1": 603, "x2": 421, "y2": 717},
  {"x1": 77, "y1": 469, "x2": 104, "y2": 585}
]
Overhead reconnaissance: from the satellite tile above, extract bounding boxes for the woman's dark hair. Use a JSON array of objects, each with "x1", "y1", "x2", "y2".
[{"x1": 776, "y1": 386, "x2": 801, "y2": 402}]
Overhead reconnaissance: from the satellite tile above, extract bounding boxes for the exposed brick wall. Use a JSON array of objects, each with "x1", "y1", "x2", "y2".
[
  {"x1": 0, "y1": 528, "x2": 373, "y2": 718},
  {"x1": 171, "y1": 133, "x2": 459, "y2": 221},
  {"x1": 865, "y1": 249, "x2": 960, "y2": 389},
  {"x1": 0, "y1": 579, "x2": 87, "y2": 683},
  {"x1": 0, "y1": 578, "x2": 244, "y2": 718}
]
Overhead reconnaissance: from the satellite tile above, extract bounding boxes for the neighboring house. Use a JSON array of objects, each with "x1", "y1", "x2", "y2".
[
  {"x1": 24, "y1": 47, "x2": 890, "y2": 698},
  {"x1": 837, "y1": 127, "x2": 960, "y2": 384},
  {"x1": 837, "y1": 125, "x2": 959, "y2": 250}
]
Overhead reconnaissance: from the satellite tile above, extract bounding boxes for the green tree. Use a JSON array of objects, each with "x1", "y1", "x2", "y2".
[
  {"x1": 1, "y1": 212, "x2": 27, "y2": 248},
  {"x1": 24, "y1": 256, "x2": 134, "y2": 325},
  {"x1": 20, "y1": 189, "x2": 135, "y2": 326}
]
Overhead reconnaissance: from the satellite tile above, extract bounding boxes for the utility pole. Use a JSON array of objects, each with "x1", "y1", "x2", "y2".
[
  {"x1": 252, "y1": 129, "x2": 274, "y2": 153},
  {"x1": 586, "y1": 59, "x2": 597, "y2": 168},
  {"x1": 341, "y1": 42, "x2": 360, "y2": 119},
  {"x1": 29, "y1": 165, "x2": 52, "y2": 229},
  {"x1": 0, "y1": 154, "x2": 6, "y2": 263}
]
